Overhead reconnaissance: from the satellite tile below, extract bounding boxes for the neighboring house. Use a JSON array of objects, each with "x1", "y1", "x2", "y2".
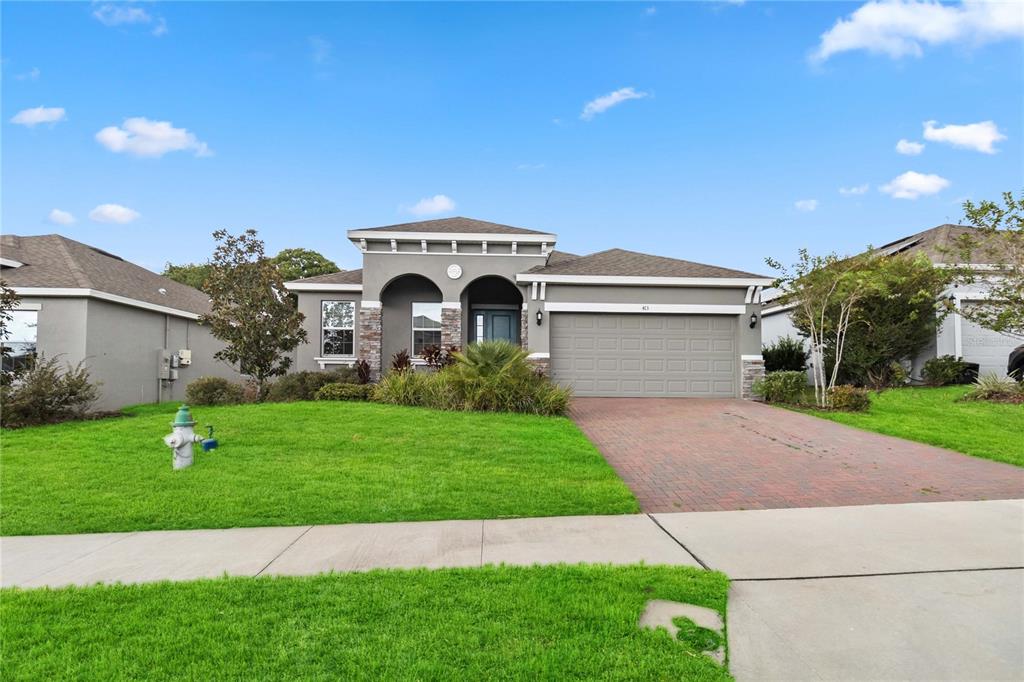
[
  {"x1": 0, "y1": 234, "x2": 240, "y2": 410},
  {"x1": 761, "y1": 224, "x2": 1023, "y2": 380},
  {"x1": 284, "y1": 217, "x2": 772, "y2": 398}
]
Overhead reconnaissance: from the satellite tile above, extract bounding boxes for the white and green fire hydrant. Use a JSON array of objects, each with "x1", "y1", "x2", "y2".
[{"x1": 163, "y1": 404, "x2": 203, "y2": 470}]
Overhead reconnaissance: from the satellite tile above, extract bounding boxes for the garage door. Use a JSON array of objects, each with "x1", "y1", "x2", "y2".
[{"x1": 550, "y1": 313, "x2": 737, "y2": 397}]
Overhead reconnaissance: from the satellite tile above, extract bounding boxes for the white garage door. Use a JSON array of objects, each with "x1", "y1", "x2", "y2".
[{"x1": 550, "y1": 313, "x2": 737, "y2": 397}]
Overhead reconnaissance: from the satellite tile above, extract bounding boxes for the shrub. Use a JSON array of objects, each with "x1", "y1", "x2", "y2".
[
  {"x1": 762, "y1": 336, "x2": 808, "y2": 373},
  {"x1": 315, "y1": 382, "x2": 371, "y2": 401},
  {"x1": 1, "y1": 357, "x2": 101, "y2": 428},
  {"x1": 391, "y1": 349, "x2": 411, "y2": 373},
  {"x1": 421, "y1": 344, "x2": 459, "y2": 370},
  {"x1": 266, "y1": 369, "x2": 356, "y2": 402},
  {"x1": 922, "y1": 355, "x2": 969, "y2": 387},
  {"x1": 372, "y1": 341, "x2": 571, "y2": 415},
  {"x1": 865, "y1": 361, "x2": 910, "y2": 390},
  {"x1": 961, "y1": 373, "x2": 1024, "y2": 404},
  {"x1": 751, "y1": 370, "x2": 807, "y2": 404},
  {"x1": 185, "y1": 376, "x2": 245, "y2": 406},
  {"x1": 355, "y1": 359, "x2": 371, "y2": 384},
  {"x1": 828, "y1": 385, "x2": 871, "y2": 412}
]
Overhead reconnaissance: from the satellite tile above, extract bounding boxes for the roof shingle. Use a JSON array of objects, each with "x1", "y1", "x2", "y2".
[
  {"x1": 0, "y1": 234, "x2": 212, "y2": 315},
  {"x1": 527, "y1": 248, "x2": 766, "y2": 279},
  {"x1": 352, "y1": 216, "x2": 551, "y2": 236},
  {"x1": 287, "y1": 268, "x2": 363, "y2": 285}
]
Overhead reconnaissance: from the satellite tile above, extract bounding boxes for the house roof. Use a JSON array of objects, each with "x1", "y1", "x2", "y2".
[
  {"x1": 526, "y1": 248, "x2": 766, "y2": 279},
  {"x1": 0, "y1": 234, "x2": 212, "y2": 316},
  {"x1": 874, "y1": 224, "x2": 1004, "y2": 265},
  {"x1": 352, "y1": 216, "x2": 551, "y2": 236},
  {"x1": 287, "y1": 268, "x2": 364, "y2": 285}
]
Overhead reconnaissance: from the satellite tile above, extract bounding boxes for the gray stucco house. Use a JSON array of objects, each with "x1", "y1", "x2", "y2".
[
  {"x1": 285, "y1": 217, "x2": 772, "y2": 398},
  {"x1": 761, "y1": 224, "x2": 1023, "y2": 380},
  {"x1": 1, "y1": 234, "x2": 240, "y2": 410}
]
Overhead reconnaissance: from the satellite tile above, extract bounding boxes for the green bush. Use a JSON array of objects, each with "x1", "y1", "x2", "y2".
[
  {"x1": 762, "y1": 336, "x2": 808, "y2": 373},
  {"x1": 315, "y1": 382, "x2": 371, "y2": 401},
  {"x1": 827, "y1": 385, "x2": 871, "y2": 412},
  {"x1": 751, "y1": 370, "x2": 807, "y2": 404},
  {"x1": 961, "y1": 373, "x2": 1024, "y2": 404},
  {"x1": 922, "y1": 355, "x2": 969, "y2": 387},
  {"x1": 266, "y1": 369, "x2": 357, "y2": 402},
  {"x1": 1, "y1": 357, "x2": 101, "y2": 428},
  {"x1": 372, "y1": 341, "x2": 571, "y2": 415},
  {"x1": 185, "y1": 376, "x2": 245, "y2": 406},
  {"x1": 865, "y1": 361, "x2": 910, "y2": 390}
]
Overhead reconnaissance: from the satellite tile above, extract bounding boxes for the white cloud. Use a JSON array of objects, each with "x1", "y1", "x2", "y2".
[
  {"x1": 95, "y1": 117, "x2": 211, "y2": 158},
  {"x1": 406, "y1": 195, "x2": 456, "y2": 217},
  {"x1": 93, "y1": 4, "x2": 167, "y2": 36},
  {"x1": 895, "y1": 138, "x2": 924, "y2": 155},
  {"x1": 923, "y1": 119, "x2": 1006, "y2": 154},
  {"x1": 880, "y1": 171, "x2": 950, "y2": 199},
  {"x1": 839, "y1": 184, "x2": 870, "y2": 196},
  {"x1": 580, "y1": 87, "x2": 649, "y2": 121},
  {"x1": 811, "y1": 0, "x2": 1024, "y2": 63},
  {"x1": 309, "y1": 36, "x2": 332, "y2": 65},
  {"x1": 48, "y1": 209, "x2": 75, "y2": 225},
  {"x1": 15, "y1": 67, "x2": 40, "y2": 81},
  {"x1": 92, "y1": 4, "x2": 152, "y2": 26},
  {"x1": 794, "y1": 199, "x2": 819, "y2": 212},
  {"x1": 89, "y1": 203, "x2": 140, "y2": 224},
  {"x1": 10, "y1": 106, "x2": 66, "y2": 127}
]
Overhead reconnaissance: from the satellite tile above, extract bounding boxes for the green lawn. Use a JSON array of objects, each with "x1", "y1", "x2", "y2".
[
  {"x1": 805, "y1": 386, "x2": 1024, "y2": 467},
  {"x1": 0, "y1": 402, "x2": 637, "y2": 536},
  {"x1": 0, "y1": 564, "x2": 732, "y2": 681}
]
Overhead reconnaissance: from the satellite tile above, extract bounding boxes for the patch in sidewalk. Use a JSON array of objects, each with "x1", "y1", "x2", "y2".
[{"x1": 638, "y1": 599, "x2": 725, "y2": 664}]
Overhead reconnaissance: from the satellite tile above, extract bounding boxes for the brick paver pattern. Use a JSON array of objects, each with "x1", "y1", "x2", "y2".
[{"x1": 570, "y1": 398, "x2": 1024, "y2": 512}]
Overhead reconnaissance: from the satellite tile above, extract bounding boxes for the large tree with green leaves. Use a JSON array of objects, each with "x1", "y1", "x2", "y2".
[
  {"x1": 954, "y1": 190, "x2": 1024, "y2": 340},
  {"x1": 271, "y1": 248, "x2": 339, "y2": 281},
  {"x1": 202, "y1": 229, "x2": 307, "y2": 400},
  {"x1": 162, "y1": 262, "x2": 213, "y2": 292}
]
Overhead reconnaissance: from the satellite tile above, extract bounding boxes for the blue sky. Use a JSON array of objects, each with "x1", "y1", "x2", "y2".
[{"x1": 3, "y1": 1, "x2": 1022, "y2": 275}]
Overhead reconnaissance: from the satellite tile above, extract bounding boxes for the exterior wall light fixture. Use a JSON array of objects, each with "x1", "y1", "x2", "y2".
[
  {"x1": 749, "y1": 313, "x2": 758, "y2": 329},
  {"x1": 536, "y1": 310, "x2": 544, "y2": 326}
]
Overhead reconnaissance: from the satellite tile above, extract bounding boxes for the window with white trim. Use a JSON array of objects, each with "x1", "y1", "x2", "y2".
[
  {"x1": 2, "y1": 309, "x2": 38, "y2": 373},
  {"x1": 321, "y1": 301, "x2": 355, "y2": 356},
  {"x1": 411, "y1": 302, "x2": 442, "y2": 355}
]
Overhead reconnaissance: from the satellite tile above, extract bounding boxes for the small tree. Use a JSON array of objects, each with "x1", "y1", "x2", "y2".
[
  {"x1": 766, "y1": 250, "x2": 876, "y2": 407},
  {"x1": 828, "y1": 254, "x2": 953, "y2": 388},
  {"x1": 0, "y1": 280, "x2": 20, "y2": 383},
  {"x1": 271, "y1": 248, "x2": 339, "y2": 281},
  {"x1": 954, "y1": 190, "x2": 1024, "y2": 340},
  {"x1": 202, "y1": 229, "x2": 307, "y2": 400}
]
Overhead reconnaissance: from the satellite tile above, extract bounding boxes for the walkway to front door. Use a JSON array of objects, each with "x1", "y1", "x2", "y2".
[{"x1": 570, "y1": 398, "x2": 1024, "y2": 512}]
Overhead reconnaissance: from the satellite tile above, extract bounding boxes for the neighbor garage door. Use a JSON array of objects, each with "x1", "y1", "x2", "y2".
[{"x1": 550, "y1": 313, "x2": 737, "y2": 397}]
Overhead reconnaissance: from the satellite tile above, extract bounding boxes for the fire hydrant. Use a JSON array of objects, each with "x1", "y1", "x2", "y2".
[{"x1": 163, "y1": 404, "x2": 204, "y2": 470}]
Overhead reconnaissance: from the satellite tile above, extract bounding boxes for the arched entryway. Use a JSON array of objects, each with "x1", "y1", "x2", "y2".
[
  {"x1": 461, "y1": 275, "x2": 524, "y2": 346},
  {"x1": 380, "y1": 274, "x2": 443, "y2": 366}
]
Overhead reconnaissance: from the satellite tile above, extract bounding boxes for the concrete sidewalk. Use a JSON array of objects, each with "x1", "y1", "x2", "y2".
[{"x1": 3, "y1": 499, "x2": 1023, "y2": 680}]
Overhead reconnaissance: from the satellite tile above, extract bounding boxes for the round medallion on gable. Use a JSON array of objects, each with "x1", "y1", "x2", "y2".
[{"x1": 446, "y1": 264, "x2": 463, "y2": 280}]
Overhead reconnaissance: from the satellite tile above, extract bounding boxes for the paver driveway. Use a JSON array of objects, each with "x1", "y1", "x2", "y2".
[{"x1": 570, "y1": 398, "x2": 1024, "y2": 512}]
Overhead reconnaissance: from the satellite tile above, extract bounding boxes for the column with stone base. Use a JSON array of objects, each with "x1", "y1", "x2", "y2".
[
  {"x1": 741, "y1": 355, "x2": 765, "y2": 400},
  {"x1": 526, "y1": 353, "x2": 550, "y2": 376},
  {"x1": 441, "y1": 302, "x2": 462, "y2": 350},
  {"x1": 359, "y1": 302, "x2": 383, "y2": 381},
  {"x1": 520, "y1": 305, "x2": 529, "y2": 349}
]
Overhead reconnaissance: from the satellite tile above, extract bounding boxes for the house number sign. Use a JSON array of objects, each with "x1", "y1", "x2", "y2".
[{"x1": 447, "y1": 264, "x2": 463, "y2": 280}]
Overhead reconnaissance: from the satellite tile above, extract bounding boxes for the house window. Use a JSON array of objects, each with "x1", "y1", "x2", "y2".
[
  {"x1": 322, "y1": 301, "x2": 355, "y2": 356},
  {"x1": 412, "y1": 302, "x2": 442, "y2": 355},
  {"x1": 2, "y1": 309, "x2": 38, "y2": 373}
]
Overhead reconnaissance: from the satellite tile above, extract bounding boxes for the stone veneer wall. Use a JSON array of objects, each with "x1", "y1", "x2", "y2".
[
  {"x1": 520, "y1": 307, "x2": 529, "y2": 349},
  {"x1": 527, "y1": 356, "x2": 550, "y2": 376},
  {"x1": 359, "y1": 306, "x2": 383, "y2": 380},
  {"x1": 741, "y1": 356, "x2": 765, "y2": 400},
  {"x1": 441, "y1": 306, "x2": 462, "y2": 349}
]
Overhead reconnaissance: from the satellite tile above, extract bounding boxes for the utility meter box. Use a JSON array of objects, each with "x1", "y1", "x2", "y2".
[
  {"x1": 157, "y1": 350, "x2": 171, "y2": 380},
  {"x1": 178, "y1": 349, "x2": 192, "y2": 366}
]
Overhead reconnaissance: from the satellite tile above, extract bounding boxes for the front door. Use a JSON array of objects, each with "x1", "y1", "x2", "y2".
[{"x1": 472, "y1": 309, "x2": 519, "y2": 344}]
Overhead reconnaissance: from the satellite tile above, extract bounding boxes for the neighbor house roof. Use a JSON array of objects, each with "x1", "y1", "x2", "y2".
[
  {"x1": 0, "y1": 234, "x2": 211, "y2": 317},
  {"x1": 525, "y1": 248, "x2": 767, "y2": 279},
  {"x1": 351, "y1": 216, "x2": 551, "y2": 236},
  {"x1": 286, "y1": 268, "x2": 363, "y2": 285},
  {"x1": 874, "y1": 224, "x2": 1005, "y2": 265}
]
